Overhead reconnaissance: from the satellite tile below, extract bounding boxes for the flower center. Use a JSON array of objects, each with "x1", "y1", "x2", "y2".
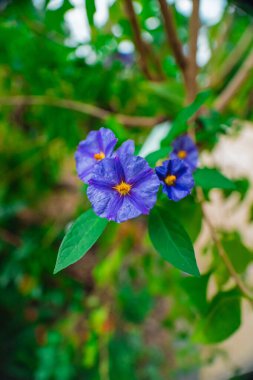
[
  {"x1": 113, "y1": 181, "x2": 132, "y2": 196},
  {"x1": 94, "y1": 151, "x2": 105, "y2": 161},
  {"x1": 177, "y1": 150, "x2": 187, "y2": 159},
  {"x1": 165, "y1": 174, "x2": 176, "y2": 186}
]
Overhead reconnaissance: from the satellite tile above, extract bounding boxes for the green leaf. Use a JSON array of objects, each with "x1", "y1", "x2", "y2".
[
  {"x1": 213, "y1": 232, "x2": 253, "y2": 287},
  {"x1": 223, "y1": 178, "x2": 250, "y2": 200},
  {"x1": 162, "y1": 90, "x2": 211, "y2": 145},
  {"x1": 194, "y1": 168, "x2": 236, "y2": 190},
  {"x1": 193, "y1": 289, "x2": 241, "y2": 343},
  {"x1": 148, "y1": 206, "x2": 200, "y2": 276},
  {"x1": 164, "y1": 197, "x2": 202, "y2": 242},
  {"x1": 223, "y1": 232, "x2": 253, "y2": 273},
  {"x1": 180, "y1": 272, "x2": 210, "y2": 314},
  {"x1": 145, "y1": 147, "x2": 171, "y2": 167},
  {"x1": 54, "y1": 209, "x2": 108, "y2": 274},
  {"x1": 85, "y1": 0, "x2": 96, "y2": 27}
]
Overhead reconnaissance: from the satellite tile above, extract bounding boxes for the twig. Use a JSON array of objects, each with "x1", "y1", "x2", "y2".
[
  {"x1": 215, "y1": 49, "x2": 253, "y2": 112},
  {"x1": 123, "y1": 0, "x2": 155, "y2": 80},
  {"x1": 197, "y1": 188, "x2": 253, "y2": 304},
  {"x1": 187, "y1": 0, "x2": 200, "y2": 103},
  {"x1": 158, "y1": 0, "x2": 188, "y2": 73},
  {"x1": 0, "y1": 95, "x2": 167, "y2": 128}
]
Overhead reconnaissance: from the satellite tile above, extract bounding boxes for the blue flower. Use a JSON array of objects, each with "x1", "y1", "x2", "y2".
[
  {"x1": 170, "y1": 135, "x2": 198, "y2": 171},
  {"x1": 113, "y1": 139, "x2": 135, "y2": 158},
  {"x1": 156, "y1": 159, "x2": 194, "y2": 202},
  {"x1": 87, "y1": 154, "x2": 160, "y2": 223},
  {"x1": 75, "y1": 127, "x2": 134, "y2": 183}
]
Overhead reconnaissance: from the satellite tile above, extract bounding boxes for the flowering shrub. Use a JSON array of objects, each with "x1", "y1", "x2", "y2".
[{"x1": 54, "y1": 126, "x2": 228, "y2": 279}]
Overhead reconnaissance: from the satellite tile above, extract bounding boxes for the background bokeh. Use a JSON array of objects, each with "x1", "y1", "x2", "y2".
[{"x1": 1, "y1": 0, "x2": 253, "y2": 379}]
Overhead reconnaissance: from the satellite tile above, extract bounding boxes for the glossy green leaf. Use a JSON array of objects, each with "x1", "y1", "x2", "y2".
[
  {"x1": 54, "y1": 209, "x2": 108, "y2": 274},
  {"x1": 148, "y1": 206, "x2": 200, "y2": 276},
  {"x1": 193, "y1": 289, "x2": 241, "y2": 343},
  {"x1": 194, "y1": 168, "x2": 236, "y2": 190}
]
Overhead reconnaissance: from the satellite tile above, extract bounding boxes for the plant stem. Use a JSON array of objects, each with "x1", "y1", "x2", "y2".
[
  {"x1": 187, "y1": 0, "x2": 200, "y2": 103},
  {"x1": 197, "y1": 188, "x2": 253, "y2": 304},
  {"x1": 158, "y1": 0, "x2": 187, "y2": 72},
  {"x1": 0, "y1": 95, "x2": 167, "y2": 128},
  {"x1": 123, "y1": 0, "x2": 155, "y2": 81}
]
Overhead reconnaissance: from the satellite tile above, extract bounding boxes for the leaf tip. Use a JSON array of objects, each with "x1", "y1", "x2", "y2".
[{"x1": 53, "y1": 263, "x2": 61, "y2": 275}]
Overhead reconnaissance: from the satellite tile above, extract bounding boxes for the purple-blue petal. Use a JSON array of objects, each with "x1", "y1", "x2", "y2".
[
  {"x1": 165, "y1": 185, "x2": 191, "y2": 202},
  {"x1": 75, "y1": 151, "x2": 95, "y2": 182},
  {"x1": 176, "y1": 171, "x2": 195, "y2": 190},
  {"x1": 88, "y1": 156, "x2": 119, "y2": 185},
  {"x1": 120, "y1": 155, "x2": 150, "y2": 184},
  {"x1": 97, "y1": 127, "x2": 118, "y2": 155},
  {"x1": 113, "y1": 156, "x2": 126, "y2": 183},
  {"x1": 171, "y1": 135, "x2": 198, "y2": 170},
  {"x1": 75, "y1": 128, "x2": 118, "y2": 183},
  {"x1": 116, "y1": 196, "x2": 143, "y2": 222},
  {"x1": 114, "y1": 140, "x2": 135, "y2": 158},
  {"x1": 156, "y1": 158, "x2": 194, "y2": 202},
  {"x1": 172, "y1": 135, "x2": 194, "y2": 151},
  {"x1": 87, "y1": 185, "x2": 116, "y2": 220},
  {"x1": 155, "y1": 164, "x2": 168, "y2": 180},
  {"x1": 87, "y1": 154, "x2": 159, "y2": 223}
]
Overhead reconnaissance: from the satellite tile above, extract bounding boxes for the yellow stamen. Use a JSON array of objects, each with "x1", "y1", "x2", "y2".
[
  {"x1": 94, "y1": 151, "x2": 105, "y2": 161},
  {"x1": 113, "y1": 181, "x2": 132, "y2": 196},
  {"x1": 177, "y1": 150, "x2": 187, "y2": 159},
  {"x1": 165, "y1": 174, "x2": 176, "y2": 186}
]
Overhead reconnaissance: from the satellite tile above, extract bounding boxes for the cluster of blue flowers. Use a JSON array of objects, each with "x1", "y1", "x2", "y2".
[{"x1": 75, "y1": 128, "x2": 198, "y2": 223}]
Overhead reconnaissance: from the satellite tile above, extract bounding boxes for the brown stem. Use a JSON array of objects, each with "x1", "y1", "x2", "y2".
[
  {"x1": 215, "y1": 49, "x2": 253, "y2": 112},
  {"x1": 187, "y1": 0, "x2": 200, "y2": 103},
  {"x1": 158, "y1": 0, "x2": 188, "y2": 73},
  {"x1": 0, "y1": 95, "x2": 167, "y2": 128},
  {"x1": 123, "y1": 0, "x2": 155, "y2": 80},
  {"x1": 197, "y1": 188, "x2": 253, "y2": 304}
]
